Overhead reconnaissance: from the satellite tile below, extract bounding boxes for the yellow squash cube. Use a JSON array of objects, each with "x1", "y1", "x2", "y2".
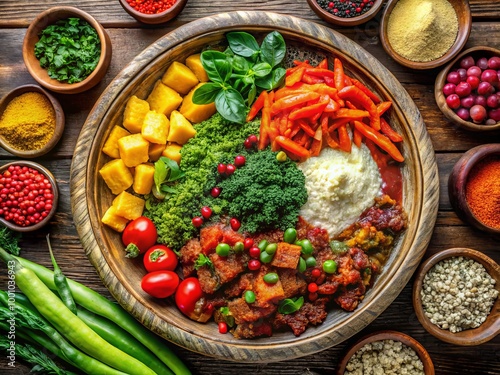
[
  {"x1": 123, "y1": 95, "x2": 150, "y2": 134},
  {"x1": 148, "y1": 143, "x2": 166, "y2": 162},
  {"x1": 133, "y1": 163, "x2": 155, "y2": 195},
  {"x1": 161, "y1": 61, "x2": 199, "y2": 95},
  {"x1": 112, "y1": 191, "x2": 145, "y2": 220},
  {"x1": 162, "y1": 143, "x2": 182, "y2": 165},
  {"x1": 142, "y1": 110, "x2": 169, "y2": 144},
  {"x1": 101, "y1": 206, "x2": 129, "y2": 232},
  {"x1": 180, "y1": 83, "x2": 217, "y2": 124},
  {"x1": 167, "y1": 110, "x2": 197, "y2": 145},
  {"x1": 102, "y1": 126, "x2": 131, "y2": 159},
  {"x1": 185, "y1": 54, "x2": 208, "y2": 82},
  {"x1": 118, "y1": 133, "x2": 150, "y2": 167},
  {"x1": 147, "y1": 80, "x2": 183, "y2": 117},
  {"x1": 99, "y1": 159, "x2": 134, "y2": 195}
]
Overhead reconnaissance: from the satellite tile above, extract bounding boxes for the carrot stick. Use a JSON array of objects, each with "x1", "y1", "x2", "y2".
[
  {"x1": 338, "y1": 85, "x2": 380, "y2": 131},
  {"x1": 351, "y1": 78, "x2": 381, "y2": 104},
  {"x1": 353, "y1": 128, "x2": 363, "y2": 148},
  {"x1": 333, "y1": 58, "x2": 345, "y2": 91},
  {"x1": 246, "y1": 90, "x2": 267, "y2": 122},
  {"x1": 353, "y1": 120, "x2": 404, "y2": 162},
  {"x1": 285, "y1": 65, "x2": 306, "y2": 87},
  {"x1": 377, "y1": 101, "x2": 392, "y2": 116},
  {"x1": 338, "y1": 124, "x2": 351, "y2": 153},
  {"x1": 274, "y1": 135, "x2": 310, "y2": 158},
  {"x1": 380, "y1": 117, "x2": 403, "y2": 143}
]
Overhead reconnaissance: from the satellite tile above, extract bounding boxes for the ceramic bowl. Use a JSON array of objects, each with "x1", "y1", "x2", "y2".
[
  {"x1": 336, "y1": 330, "x2": 434, "y2": 375},
  {"x1": 118, "y1": 0, "x2": 188, "y2": 25},
  {"x1": 0, "y1": 84, "x2": 65, "y2": 158},
  {"x1": 0, "y1": 161, "x2": 59, "y2": 232},
  {"x1": 306, "y1": 0, "x2": 383, "y2": 27},
  {"x1": 448, "y1": 143, "x2": 500, "y2": 235},
  {"x1": 435, "y1": 46, "x2": 500, "y2": 132},
  {"x1": 380, "y1": 0, "x2": 471, "y2": 70},
  {"x1": 413, "y1": 248, "x2": 500, "y2": 346},
  {"x1": 23, "y1": 6, "x2": 112, "y2": 94}
]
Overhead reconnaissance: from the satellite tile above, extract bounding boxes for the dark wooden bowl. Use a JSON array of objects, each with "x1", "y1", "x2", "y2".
[
  {"x1": 448, "y1": 143, "x2": 500, "y2": 235},
  {"x1": 70, "y1": 11, "x2": 439, "y2": 362},
  {"x1": 413, "y1": 248, "x2": 500, "y2": 346},
  {"x1": 23, "y1": 6, "x2": 112, "y2": 94},
  {"x1": 118, "y1": 0, "x2": 188, "y2": 25},
  {"x1": 0, "y1": 84, "x2": 65, "y2": 158},
  {"x1": 380, "y1": 0, "x2": 471, "y2": 70},
  {"x1": 435, "y1": 46, "x2": 500, "y2": 132},
  {"x1": 336, "y1": 330, "x2": 434, "y2": 375},
  {"x1": 0, "y1": 161, "x2": 59, "y2": 232},
  {"x1": 306, "y1": 0, "x2": 383, "y2": 27}
]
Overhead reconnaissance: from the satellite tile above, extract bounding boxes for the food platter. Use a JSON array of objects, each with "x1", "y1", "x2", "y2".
[{"x1": 70, "y1": 11, "x2": 439, "y2": 362}]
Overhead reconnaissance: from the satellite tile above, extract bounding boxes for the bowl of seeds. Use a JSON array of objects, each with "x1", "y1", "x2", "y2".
[
  {"x1": 306, "y1": 0, "x2": 383, "y2": 27},
  {"x1": 413, "y1": 248, "x2": 500, "y2": 346}
]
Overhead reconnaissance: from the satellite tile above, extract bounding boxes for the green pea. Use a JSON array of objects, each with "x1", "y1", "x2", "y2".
[
  {"x1": 260, "y1": 251, "x2": 274, "y2": 264},
  {"x1": 298, "y1": 257, "x2": 307, "y2": 273},
  {"x1": 233, "y1": 241, "x2": 244, "y2": 253},
  {"x1": 263, "y1": 272, "x2": 279, "y2": 284},
  {"x1": 283, "y1": 228, "x2": 297, "y2": 244},
  {"x1": 244, "y1": 290, "x2": 256, "y2": 304},
  {"x1": 305, "y1": 256, "x2": 316, "y2": 268},
  {"x1": 276, "y1": 151, "x2": 287, "y2": 162},
  {"x1": 298, "y1": 239, "x2": 313, "y2": 256},
  {"x1": 265, "y1": 243, "x2": 278, "y2": 255},
  {"x1": 323, "y1": 260, "x2": 337, "y2": 274},
  {"x1": 257, "y1": 239, "x2": 269, "y2": 252},
  {"x1": 216, "y1": 243, "x2": 230, "y2": 257}
]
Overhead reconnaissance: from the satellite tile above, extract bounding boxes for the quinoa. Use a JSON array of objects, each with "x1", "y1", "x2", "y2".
[
  {"x1": 421, "y1": 256, "x2": 498, "y2": 333},
  {"x1": 344, "y1": 339, "x2": 424, "y2": 375}
]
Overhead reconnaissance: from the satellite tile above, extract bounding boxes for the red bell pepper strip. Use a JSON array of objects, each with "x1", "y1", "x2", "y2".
[
  {"x1": 334, "y1": 58, "x2": 345, "y2": 91},
  {"x1": 304, "y1": 67, "x2": 335, "y2": 79},
  {"x1": 339, "y1": 85, "x2": 380, "y2": 131},
  {"x1": 285, "y1": 65, "x2": 306, "y2": 86},
  {"x1": 270, "y1": 91, "x2": 320, "y2": 115},
  {"x1": 377, "y1": 101, "x2": 392, "y2": 116},
  {"x1": 301, "y1": 73, "x2": 324, "y2": 84},
  {"x1": 380, "y1": 117, "x2": 403, "y2": 143},
  {"x1": 246, "y1": 90, "x2": 267, "y2": 122},
  {"x1": 351, "y1": 78, "x2": 381, "y2": 104},
  {"x1": 353, "y1": 120, "x2": 404, "y2": 162},
  {"x1": 338, "y1": 124, "x2": 351, "y2": 153},
  {"x1": 274, "y1": 135, "x2": 310, "y2": 159},
  {"x1": 289, "y1": 96, "x2": 329, "y2": 121}
]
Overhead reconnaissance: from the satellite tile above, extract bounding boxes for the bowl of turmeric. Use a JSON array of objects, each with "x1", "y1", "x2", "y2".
[
  {"x1": 0, "y1": 84, "x2": 65, "y2": 158},
  {"x1": 380, "y1": 0, "x2": 471, "y2": 70}
]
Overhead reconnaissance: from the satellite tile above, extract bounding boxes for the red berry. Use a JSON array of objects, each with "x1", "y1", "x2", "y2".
[
  {"x1": 200, "y1": 206, "x2": 212, "y2": 219},
  {"x1": 248, "y1": 246, "x2": 261, "y2": 258},
  {"x1": 243, "y1": 238, "x2": 254, "y2": 250},
  {"x1": 311, "y1": 268, "x2": 321, "y2": 278},
  {"x1": 234, "y1": 155, "x2": 246, "y2": 167},
  {"x1": 225, "y1": 164, "x2": 236, "y2": 175},
  {"x1": 308, "y1": 282, "x2": 318, "y2": 293},
  {"x1": 192, "y1": 216, "x2": 203, "y2": 228},
  {"x1": 230, "y1": 218, "x2": 241, "y2": 231},
  {"x1": 217, "y1": 163, "x2": 227, "y2": 175},
  {"x1": 211, "y1": 187, "x2": 221, "y2": 198},
  {"x1": 248, "y1": 259, "x2": 261, "y2": 271},
  {"x1": 218, "y1": 322, "x2": 228, "y2": 334}
]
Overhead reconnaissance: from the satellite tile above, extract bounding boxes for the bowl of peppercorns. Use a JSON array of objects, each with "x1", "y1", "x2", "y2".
[
  {"x1": 118, "y1": 0, "x2": 188, "y2": 25},
  {"x1": 0, "y1": 161, "x2": 59, "y2": 232},
  {"x1": 306, "y1": 0, "x2": 383, "y2": 27}
]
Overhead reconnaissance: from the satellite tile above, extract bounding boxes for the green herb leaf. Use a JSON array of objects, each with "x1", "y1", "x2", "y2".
[
  {"x1": 192, "y1": 82, "x2": 222, "y2": 104},
  {"x1": 252, "y1": 62, "x2": 272, "y2": 78},
  {"x1": 201, "y1": 51, "x2": 232, "y2": 83},
  {"x1": 153, "y1": 157, "x2": 185, "y2": 200},
  {"x1": 260, "y1": 31, "x2": 286, "y2": 67},
  {"x1": 215, "y1": 88, "x2": 247, "y2": 124},
  {"x1": 0, "y1": 226, "x2": 21, "y2": 256},
  {"x1": 278, "y1": 296, "x2": 304, "y2": 315},
  {"x1": 194, "y1": 254, "x2": 214, "y2": 270},
  {"x1": 227, "y1": 32, "x2": 260, "y2": 58}
]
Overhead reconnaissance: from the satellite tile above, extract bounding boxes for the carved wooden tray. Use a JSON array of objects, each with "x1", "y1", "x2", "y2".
[{"x1": 70, "y1": 11, "x2": 439, "y2": 362}]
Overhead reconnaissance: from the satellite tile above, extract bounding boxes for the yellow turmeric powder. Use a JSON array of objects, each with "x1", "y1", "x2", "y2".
[{"x1": 0, "y1": 91, "x2": 56, "y2": 151}]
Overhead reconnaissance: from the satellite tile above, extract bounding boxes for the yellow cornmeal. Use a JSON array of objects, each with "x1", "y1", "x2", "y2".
[{"x1": 387, "y1": 0, "x2": 458, "y2": 62}]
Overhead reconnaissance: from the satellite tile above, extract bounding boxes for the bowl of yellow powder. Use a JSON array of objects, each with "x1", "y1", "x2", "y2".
[
  {"x1": 380, "y1": 0, "x2": 471, "y2": 70},
  {"x1": 0, "y1": 84, "x2": 65, "y2": 158}
]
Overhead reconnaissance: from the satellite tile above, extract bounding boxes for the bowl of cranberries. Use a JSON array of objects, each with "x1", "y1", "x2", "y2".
[
  {"x1": 0, "y1": 161, "x2": 59, "y2": 232},
  {"x1": 435, "y1": 46, "x2": 500, "y2": 131},
  {"x1": 306, "y1": 0, "x2": 383, "y2": 27}
]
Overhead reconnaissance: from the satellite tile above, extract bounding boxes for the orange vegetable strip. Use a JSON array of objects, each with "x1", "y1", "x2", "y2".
[
  {"x1": 331, "y1": 108, "x2": 369, "y2": 119},
  {"x1": 321, "y1": 114, "x2": 339, "y2": 149},
  {"x1": 380, "y1": 117, "x2": 403, "y2": 143},
  {"x1": 338, "y1": 124, "x2": 351, "y2": 153},
  {"x1": 338, "y1": 85, "x2": 380, "y2": 131},
  {"x1": 317, "y1": 58, "x2": 328, "y2": 69},
  {"x1": 286, "y1": 61, "x2": 310, "y2": 76},
  {"x1": 296, "y1": 119, "x2": 316, "y2": 137},
  {"x1": 353, "y1": 120, "x2": 404, "y2": 162},
  {"x1": 289, "y1": 121, "x2": 302, "y2": 138},
  {"x1": 274, "y1": 88, "x2": 310, "y2": 101},
  {"x1": 334, "y1": 58, "x2": 345, "y2": 91},
  {"x1": 353, "y1": 128, "x2": 363, "y2": 148},
  {"x1": 323, "y1": 98, "x2": 341, "y2": 113},
  {"x1": 270, "y1": 91, "x2": 320, "y2": 115},
  {"x1": 288, "y1": 97, "x2": 329, "y2": 121},
  {"x1": 304, "y1": 68, "x2": 335, "y2": 79},
  {"x1": 344, "y1": 75, "x2": 352, "y2": 86},
  {"x1": 377, "y1": 101, "x2": 392, "y2": 116},
  {"x1": 286, "y1": 65, "x2": 306, "y2": 87},
  {"x1": 345, "y1": 100, "x2": 357, "y2": 110},
  {"x1": 351, "y1": 78, "x2": 381, "y2": 104},
  {"x1": 323, "y1": 75, "x2": 335, "y2": 88},
  {"x1": 259, "y1": 91, "x2": 273, "y2": 150},
  {"x1": 310, "y1": 136, "x2": 323, "y2": 157},
  {"x1": 313, "y1": 123, "x2": 323, "y2": 141},
  {"x1": 328, "y1": 117, "x2": 353, "y2": 132},
  {"x1": 301, "y1": 73, "x2": 324, "y2": 84},
  {"x1": 274, "y1": 135, "x2": 311, "y2": 158},
  {"x1": 246, "y1": 90, "x2": 267, "y2": 122}
]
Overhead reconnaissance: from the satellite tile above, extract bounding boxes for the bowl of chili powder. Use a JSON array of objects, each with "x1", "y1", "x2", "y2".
[{"x1": 448, "y1": 143, "x2": 500, "y2": 235}]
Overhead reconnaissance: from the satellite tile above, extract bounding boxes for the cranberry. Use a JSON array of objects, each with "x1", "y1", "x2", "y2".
[
  {"x1": 217, "y1": 163, "x2": 227, "y2": 175},
  {"x1": 466, "y1": 75, "x2": 480, "y2": 90},
  {"x1": 210, "y1": 187, "x2": 221, "y2": 198},
  {"x1": 200, "y1": 206, "x2": 212, "y2": 219},
  {"x1": 442, "y1": 83, "x2": 456, "y2": 96},
  {"x1": 229, "y1": 217, "x2": 241, "y2": 231},
  {"x1": 460, "y1": 55, "x2": 475, "y2": 69},
  {"x1": 446, "y1": 94, "x2": 461, "y2": 109},
  {"x1": 218, "y1": 322, "x2": 228, "y2": 334},
  {"x1": 307, "y1": 282, "x2": 318, "y2": 293},
  {"x1": 477, "y1": 57, "x2": 489, "y2": 70},
  {"x1": 192, "y1": 216, "x2": 203, "y2": 228},
  {"x1": 460, "y1": 95, "x2": 475, "y2": 109},
  {"x1": 466, "y1": 66, "x2": 482, "y2": 78},
  {"x1": 248, "y1": 246, "x2": 261, "y2": 258},
  {"x1": 243, "y1": 238, "x2": 254, "y2": 250},
  {"x1": 225, "y1": 164, "x2": 236, "y2": 176},
  {"x1": 248, "y1": 259, "x2": 261, "y2": 271},
  {"x1": 455, "y1": 81, "x2": 471, "y2": 97},
  {"x1": 470, "y1": 105, "x2": 487, "y2": 123},
  {"x1": 234, "y1": 155, "x2": 246, "y2": 167}
]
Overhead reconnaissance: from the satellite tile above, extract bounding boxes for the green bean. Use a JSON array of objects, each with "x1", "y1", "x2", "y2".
[
  {"x1": 46, "y1": 234, "x2": 77, "y2": 314},
  {"x1": 16, "y1": 255, "x2": 191, "y2": 375}
]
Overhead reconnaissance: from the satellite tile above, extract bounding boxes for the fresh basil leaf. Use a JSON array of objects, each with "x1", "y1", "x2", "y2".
[
  {"x1": 227, "y1": 31, "x2": 260, "y2": 58},
  {"x1": 252, "y1": 62, "x2": 272, "y2": 78},
  {"x1": 215, "y1": 88, "x2": 247, "y2": 124},
  {"x1": 247, "y1": 84, "x2": 257, "y2": 105},
  {"x1": 201, "y1": 50, "x2": 232, "y2": 83},
  {"x1": 260, "y1": 31, "x2": 286, "y2": 67},
  {"x1": 255, "y1": 66, "x2": 286, "y2": 90},
  {"x1": 278, "y1": 296, "x2": 304, "y2": 314},
  {"x1": 193, "y1": 82, "x2": 222, "y2": 104},
  {"x1": 154, "y1": 158, "x2": 168, "y2": 192},
  {"x1": 194, "y1": 254, "x2": 214, "y2": 270},
  {"x1": 232, "y1": 55, "x2": 251, "y2": 73},
  {"x1": 160, "y1": 185, "x2": 177, "y2": 194},
  {"x1": 160, "y1": 156, "x2": 184, "y2": 182},
  {"x1": 242, "y1": 75, "x2": 254, "y2": 86}
]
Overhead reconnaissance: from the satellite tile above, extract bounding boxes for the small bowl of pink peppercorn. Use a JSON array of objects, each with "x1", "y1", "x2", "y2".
[
  {"x1": 0, "y1": 161, "x2": 59, "y2": 232},
  {"x1": 306, "y1": 0, "x2": 383, "y2": 27},
  {"x1": 435, "y1": 46, "x2": 500, "y2": 132}
]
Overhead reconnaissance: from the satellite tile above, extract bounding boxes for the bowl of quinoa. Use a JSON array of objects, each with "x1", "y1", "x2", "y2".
[{"x1": 413, "y1": 248, "x2": 500, "y2": 346}]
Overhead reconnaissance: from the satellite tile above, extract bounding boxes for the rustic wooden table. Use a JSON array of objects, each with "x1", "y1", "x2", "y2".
[{"x1": 1, "y1": 1, "x2": 499, "y2": 374}]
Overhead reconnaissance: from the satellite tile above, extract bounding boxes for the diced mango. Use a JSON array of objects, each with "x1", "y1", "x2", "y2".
[
  {"x1": 99, "y1": 159, "x2": 134, "y2": 195},
  {"x1": 102, "y1": 126, "x2": 131, "y2": 159},
  {"x1": 112, "y1": 191, "x2": 145, "y2": 220},
  {"x1": 180, "y1": 83, "x2": 217, "y2": 123},
  {"x1": 123, "y1": 95, "x2": 150, "y2": 134},
  {"x1": 118, "y1": 133, "x2": 150, "y2": 167},
  {"x1": 167, "y1": 110, "x2": 196, "y2": 145},
  {"x1": 133, "y1": 163, "x2": 155, "y2": 195},
  {"x1": 101, "y1": 205, "x2": 129, "y2": 232},
  {"x1": 142, "y1": 110, "x2": 169, "y2": 144},
  {"x1": 185, "y1": 54, "x2": 208, "y2": 82},
  {"x1": 148, "y1": 143, "x2": 166, "y2": 162},
  {"x1": 146, "y1": 80, "x2": 183, "y2": 117},
  {"x1": 162, "y1": 143, "x2": 182, "y2": 164},
  {"x1": 161, "y1": 61, "x2": 199, "y2": 95}
]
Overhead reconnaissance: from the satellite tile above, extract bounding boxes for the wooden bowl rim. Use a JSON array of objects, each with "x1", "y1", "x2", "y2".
[
  {"x1": 412, "y1": 247, "x2": 500, "y2": 346},
  {"x1": 335, "y1": 330, "x2": 435, "y2": 375},
  {"x1": 118, "y1": 0, "x2": 188, "y2": 24},
  {"x1": 0, "y1": 84, "x2": 65, "y2": 158},
  {"x1": 305, "y1": 0, "x2": 383, "y2": 27},
  {"x1": 434, "y1": 45, "x2": 500, "y2": 132},
  {"x1": 70, "y1": 11, "x2": 439, "y2": 362},
  {"x1": 0, "y1": 161, "x2": 59, "y2": 232},
  {"x1": 380, "y1": 0, "x2": 472, "y2": 70},
  {"x1": 22, "y1": 6, "x2": 112, "y2": 94}
]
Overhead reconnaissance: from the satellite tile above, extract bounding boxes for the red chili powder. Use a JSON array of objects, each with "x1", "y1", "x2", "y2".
[{"x1": 465, "y1": 155, "x2": 500, "y2": 229}]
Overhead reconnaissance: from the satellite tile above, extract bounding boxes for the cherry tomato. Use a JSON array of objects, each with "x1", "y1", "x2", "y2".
[
  {"x1": 141, "y1": 270, "x2": 179, "y2": 299},
  {"x1": 143, "y1": 244, "x2": 178, "y2": 273},
  {"x1": 175, "y1": 277, "x2": 207, "y2": 321},
  {"x1": 122, "y1": 217, "x2": 157, "y2": 258}
]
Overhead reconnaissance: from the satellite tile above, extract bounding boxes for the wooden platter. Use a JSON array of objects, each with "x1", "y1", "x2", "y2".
[{"x1": 70, "y1": 11, "x2": 439, "y2": 362}]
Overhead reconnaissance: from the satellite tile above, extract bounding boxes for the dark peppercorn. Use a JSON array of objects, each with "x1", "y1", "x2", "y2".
[{"x1": 315, "y1": 0, "x2": 376, "y2": 18}]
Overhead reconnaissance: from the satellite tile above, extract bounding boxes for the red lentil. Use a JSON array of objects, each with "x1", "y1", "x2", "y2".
[{"x1": 126, "y1": 0, "x2": 177, "y2": 15}]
